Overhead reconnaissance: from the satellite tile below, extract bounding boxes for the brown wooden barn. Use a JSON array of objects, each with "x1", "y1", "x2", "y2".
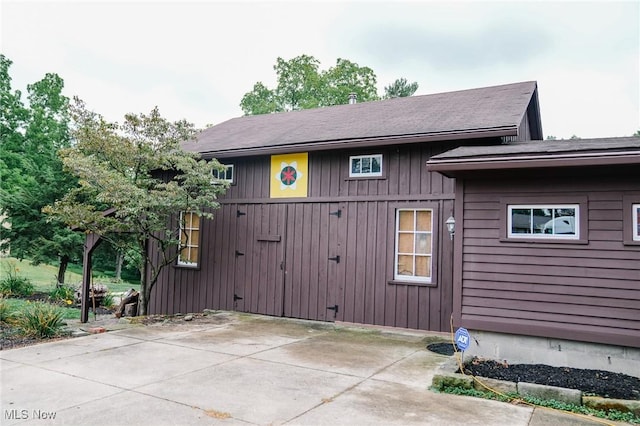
[
  {"x1": 147, "y1": 81, "x2": 543, "y2": 333},
  {"x1": 427, "y1": 137, "x2": 640, "y2": 359}
]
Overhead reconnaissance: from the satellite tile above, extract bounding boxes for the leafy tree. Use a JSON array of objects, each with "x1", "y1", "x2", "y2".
[
  {"x1": 274, "y1": 54, "x2": 323, "y2": 111},
  {"x1": 0, "y1": 55, "x2": 82, "y2": 285},
  {"x1": 633, "y1": 130, "x2": 640, "y2": 137},
  {"x1": 383, "y1": 78, "x2": 419, "y2": 99},
  {"x1": 545, "y1": 135, "x2": 557, "y2": 140},
  {"x1": 240, "y1": 82, "x2": 281, "y2": 115},
  {"x1": 320, "y1": 58, "x2": 379, "y2": 106},
  {"x1": 240, "y1": 55, "x2": 418, "y2": 115},
  {"x1": 45, "y1": 100, "x2": 229, "y2": 314},
  {"x1": 569, "y1": 135, "x2": 581, "y2": 140}
]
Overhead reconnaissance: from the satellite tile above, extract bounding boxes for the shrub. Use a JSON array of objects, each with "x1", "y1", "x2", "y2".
[
  {"x1": 0, "y1": 296, "x2": 12, "y2": 323},
  {"x1": 15, "y1": 302, "x2": 65, "y2": 338},
  {"x1": 101, "y1": 292, "x2": 115, "y2": 308},
  {"x1": 0, "y1": 263, "x2": 34, "y2": 297},
  {"x1": 49, "y1": 285, "x2": 76, "y2": 305}
]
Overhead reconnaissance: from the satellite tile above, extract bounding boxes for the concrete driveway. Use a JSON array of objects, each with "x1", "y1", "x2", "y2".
[{"x1": 1, "y1": 312, "x2": 605, "y2": 425}]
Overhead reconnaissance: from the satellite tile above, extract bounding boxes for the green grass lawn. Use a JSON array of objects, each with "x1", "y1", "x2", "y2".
[{"x1": 0, "y1": 257, "x2": 139, "y2": 294}]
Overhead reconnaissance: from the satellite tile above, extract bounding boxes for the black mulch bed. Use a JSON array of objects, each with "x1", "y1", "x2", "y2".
[
  {"x1": 427, "y1": 342, "x2": 459, "y2": 356},
  {"x1": 460, "y1": 358, "x2": 640, "y2": 401}
]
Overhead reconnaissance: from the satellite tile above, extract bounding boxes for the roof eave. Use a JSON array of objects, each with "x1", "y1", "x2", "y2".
[
  {"x1": 196, "y1": 126, "x2": 518, "y2": 159},
  {"x1": 427, "y1": 151, "x2": 640, "y2": 178}
]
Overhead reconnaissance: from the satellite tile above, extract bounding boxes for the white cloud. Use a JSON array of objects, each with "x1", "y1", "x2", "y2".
[{"x1": 2, "y1": 0, "x2": 638, "y2": 137}]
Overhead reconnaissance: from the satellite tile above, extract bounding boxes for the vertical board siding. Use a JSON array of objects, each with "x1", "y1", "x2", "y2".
[
  {"x1": 150, "y1": 143, "x2": 457, "y2": 332},
  {"x1": 460, "y1": 177, "x2": 640, "y2": 347}
]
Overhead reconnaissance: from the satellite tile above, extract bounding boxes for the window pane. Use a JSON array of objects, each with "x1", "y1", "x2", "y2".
[
  {"x1": 398, "y1": 210, "x2": 414, "y2": 231},
  {"x1": 397, "y1": 255, "x2": 413, "y2": 276},
  {"x1": 532, "y1": 209, "x2": 551, "y2": 234},
  {"x1": 511, "y1": 208, "x2": 531, "y2": 234},
  {"x1": 188, "y1": 247, "x2": 198, "y2": 263},
  {"x1": 415, "y1": 234, "x2": 431, "y2": 254},
  {"x1": 416, "y1": 210, "x2": 432, "y2": 231},
  {"x1": 549, "y1": 209, "x2": 575, "y2": 235},
  {"x1": 351, "y1": 158, "x2": 361, "y2": 174},
  {"x1": 190, "y1": 230, "x2": 200, "y2": 243},
  {"x1": 415, "y1": 256, "x2": 430, "y2": 278},
  {"x1": 636, "y1": 206, "x2": 640, "y2": 238},
  {"x1": 371, "y1": 156, "x2": 381, "y2": 173},
  {"x1": 398, "y1": 233, "x2": 414, "y2": 253},
  {"x1": 362, "y1": 157, "x2": 371, "y2": 173}
]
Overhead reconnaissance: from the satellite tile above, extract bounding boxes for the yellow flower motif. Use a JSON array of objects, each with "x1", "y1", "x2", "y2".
[{"x1": 66, "y1": 300, "x2": 73, "y2": 305}]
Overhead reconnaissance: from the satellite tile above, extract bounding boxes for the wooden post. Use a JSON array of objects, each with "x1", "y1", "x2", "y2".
[{"x1": 81, "y1": 233, "x2": 102, "y2": 323}]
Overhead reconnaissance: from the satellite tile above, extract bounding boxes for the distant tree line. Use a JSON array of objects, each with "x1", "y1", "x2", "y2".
[{"x1": 240, "y1": 55, "x2": 419, "y2": 115}]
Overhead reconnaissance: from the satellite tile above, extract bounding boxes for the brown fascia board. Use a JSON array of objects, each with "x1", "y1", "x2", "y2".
[
  {"x1": 196, "y1": 126, "x2": 518, "y2": 160},
  {"x1": 427, "y1": 150, "x2": 640, "y2": 177}
]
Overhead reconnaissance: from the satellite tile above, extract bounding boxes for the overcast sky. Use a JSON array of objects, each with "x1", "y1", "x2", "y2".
[{"x1": 2, "y1": 0, "x2": 638, "y2": 139}]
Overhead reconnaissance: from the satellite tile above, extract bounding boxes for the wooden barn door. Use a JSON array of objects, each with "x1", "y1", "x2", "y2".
[
  {"x1": 233, "y1": 204, "x2": 286, "y2": 316},
  {"x1": 283, "y1": 203, "x2": 344, "y2": 322}
]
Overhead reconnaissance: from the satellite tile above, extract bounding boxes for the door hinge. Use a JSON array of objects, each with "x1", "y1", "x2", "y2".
[
  {"x1": 237, "y1": 210, "x2": 246, "y2": 217},
  {"x1": 235, "y1": 250, "x2": 245, "y2": 257},
  {"x1": 328, "y1": 255, "x2": 340, "y2": 263},
  {"x1": 327, "y1": 304, "x2": 339, "y2": 318},
  {"x1": 234, "y1": 294, "x2": 243, "y2": 301},
  {"x1": 329, "y1": 209, "x2": 341, "y2": 218}
]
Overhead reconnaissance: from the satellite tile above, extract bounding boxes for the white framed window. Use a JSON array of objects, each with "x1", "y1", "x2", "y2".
[
  {"x1": 213, "y1": 164, "x2": 234, "y2": 183},
  {"x1": 349, "y1": 154, "x2": 382, "y2": 178},
  {"x1": 394, "y1": 209, "x2": 432, "y2": 283},
  {"x1": 633, "y1": 204, "x2": 640, "y2": 241},
  {"x1": 177, "y1": 211, "x2": 200, "y2": 267},
  {"x1": 508, "y1": 205, "x2": 579, "y2": 239}
]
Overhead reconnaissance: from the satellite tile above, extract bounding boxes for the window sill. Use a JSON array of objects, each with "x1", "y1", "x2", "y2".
[
  {"x1": 388, "y1": 279, "x2": 436, "y2": 287},
  {"x1": 175, "y1": 263, "x2": 200, "y2": 270},
  {"x1": 499, "y1": 237, "x2": 589, "y2": 245},
  {"x1": 345, "y1": 176, "x2": 387, "y2": 181},
  {"x1": 623, "y1": 239, "x2": 640, "y2": 246}
]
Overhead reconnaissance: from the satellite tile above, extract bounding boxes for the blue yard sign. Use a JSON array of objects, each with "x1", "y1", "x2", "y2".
[{"x1": 454, "y1": 327, "x2": 470, "y2": 351}]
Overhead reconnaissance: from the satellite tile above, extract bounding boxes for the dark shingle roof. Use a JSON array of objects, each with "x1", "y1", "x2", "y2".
[{"x1": 183, "y1": 81, "x2": 539, "y2": 158}]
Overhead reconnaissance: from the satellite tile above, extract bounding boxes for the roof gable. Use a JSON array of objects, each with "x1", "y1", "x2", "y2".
[{"x1": 184, "y1": 81, "x2": 541, "y2": 158}]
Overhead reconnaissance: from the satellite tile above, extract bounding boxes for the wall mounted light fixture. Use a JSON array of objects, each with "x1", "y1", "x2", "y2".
[{"x1": 446, "y1": 216, "x2": 456, "y2": 240}]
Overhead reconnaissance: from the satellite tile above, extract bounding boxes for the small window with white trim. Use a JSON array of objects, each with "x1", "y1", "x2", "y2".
[
  {"x1": 633, "y1": 204, "x2": 640, "y2": 241},
  {"x1": 177, "y1": 211, "x2": 200, "y2": 267},
  {"x1": 394, "y1": 209, "x2": 432, "y2": 283},
  {"x1": 212, "y1": 164, "x2": 234, "y2": 183},
  {"x1": 508, "y1": 205, "x2": 579, "y2": 239},
  {"x1": 349, "y1": 154, "x2": 382, "y2": 177}
]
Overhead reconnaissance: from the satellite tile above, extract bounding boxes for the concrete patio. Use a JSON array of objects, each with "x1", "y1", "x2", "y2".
[{"x1": 0, "y1": 311, "x2": 612, "y2": 425}]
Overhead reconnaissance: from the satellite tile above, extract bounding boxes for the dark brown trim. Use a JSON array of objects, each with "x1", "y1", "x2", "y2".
[
  {"x1": 622, "y1": 193, "x2": 640, "y2": 246},
  {"x1": 218, "y1": 193, "x2": 456, "y2": 205},
  {"x1": 452, "y1": 180, "x2": 464, "y2": 326},
  {"x1": 464, "y1": 319, "x2": 640, "y2": 349},
  {"x1": 200, "y1": 127, "x2": 518, "y2": 159},
  {"x1": 498, "y1": 196, "x2": 589, "y2": 245},
  {"x1": 428, "y1": 151, "x2": 640, "y2": 177}
]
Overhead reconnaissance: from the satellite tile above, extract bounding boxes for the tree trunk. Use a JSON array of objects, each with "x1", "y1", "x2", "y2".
[
  {"x1": 57, "y1": 255, "x2": 69, "y2": 287},
  {"x1": 114, "y1": 252, "x2": 124, "y2": 281},
  {"x1": 138, "y1": 263, "x2": 147, "y2": 316}
]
